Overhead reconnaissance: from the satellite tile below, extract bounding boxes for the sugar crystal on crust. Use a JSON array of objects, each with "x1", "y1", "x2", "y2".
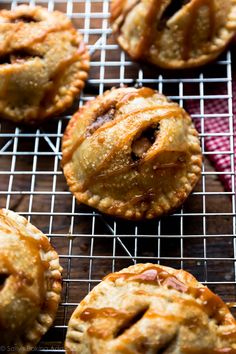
[
  {"x1": 62, "y1": 87, "x2": 202, "y2": 220},
  {"x1": 0, "y1": 5, "x2": 89, "y2": 123},
  {"x1": 110, "y1": 0, "x2": 236, "y2": 69}
]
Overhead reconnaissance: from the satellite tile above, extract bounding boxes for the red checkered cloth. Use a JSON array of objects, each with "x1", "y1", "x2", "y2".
[{"x1": 186, "y1": 72, "x2": 235, "y2": 192}]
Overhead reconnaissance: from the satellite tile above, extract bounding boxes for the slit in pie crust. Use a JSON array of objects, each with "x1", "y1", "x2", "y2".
[
  {"x1": 62, "y1": 87, "x2": 202, "y2": 220},
  {"x1": 0, "y1": 5, "x2": 89, "y2": 123},
  {"x1": 0, "y1": 208, "x2": 62, "y2": 353},
  {"x1": 65, "y1": 263, "x2": 236, "y2": 354},
  {"x1": 110, "y1": 0, "x2": 236, "y2": 69}
]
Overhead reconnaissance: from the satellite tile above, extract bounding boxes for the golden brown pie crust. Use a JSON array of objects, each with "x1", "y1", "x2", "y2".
[
  {"x1": 0, "y1": 5, "x2": 89, "y2": 123},
  {"x1": 62, "y1": 87, "x2": 202, "y2": 220},
  {"x1": 110, "y1": 0, "x2": 236, "y2": 69},
  {"x1": 65, "y1": 263, "x2": 236, "y2": 354},
  {"x1": 0, "y1": 209, "x2": 62, "y2": 353}
]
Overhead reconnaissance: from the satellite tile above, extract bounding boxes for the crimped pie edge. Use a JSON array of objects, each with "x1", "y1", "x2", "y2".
[
  {"x1": 0, "y1": 5, "x2": 90, "y2": 123},
  {"x1": 111, "y1": 0, "x2": 236, "y2": 69},
  {"x1": 62, "y1": 87, "x2": 202, "y2": 220},
  {"x1": 64, "y1": 263, "x2": 236, "y2": 354},
  {"x1": 0, "y1": 208, "x2": 63, "y2": 354}
]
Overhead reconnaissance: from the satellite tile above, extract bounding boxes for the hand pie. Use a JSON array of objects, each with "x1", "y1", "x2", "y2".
[
  {"x1": 62, "y1": 87, "x2": 202, "y2": 220},
  {"x1": 110, "y1": 0, "x2": 236, "y2": 69},
  {"x1": 65, "y1": 263, "x2": 236, "y2": 354},
  {"x1": 0, "y1": 5, "x2": 89, "y2": 123},
  {"x1": 0, "y1": 209, "x2": 62, "y2": 353}
]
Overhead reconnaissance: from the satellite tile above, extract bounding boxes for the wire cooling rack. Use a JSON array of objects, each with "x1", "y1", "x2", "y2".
[{"x1": 0, "y1": 0, "x2": 235, "y2": 352}]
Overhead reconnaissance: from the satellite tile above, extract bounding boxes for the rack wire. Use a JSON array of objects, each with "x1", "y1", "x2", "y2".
[{"x1": 0, "y1": 0, "x2": 235, "y2": 352}]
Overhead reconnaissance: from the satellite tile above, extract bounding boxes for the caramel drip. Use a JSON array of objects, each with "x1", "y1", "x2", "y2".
[
  {"x1": 188, "y1": 286, "x2": 229, "y2": 324},
  {"x1": 134, "y1": 290, "x2": 236, "y2": 341},
  {"x1": 182, "y1": 0, "x2": 215, "y2": 60},
  {"x1": 79, "y1": 107, "x2": 183, "y2": 191},
  {"x1": 78, "y1": 267, "x2": 236, "y2": 347},
  {"x1": 116, "y1": 87, "x2": 156, "y2": 108},
  {"x1": 138, "y1": 87, "x2": 157, "y2": 97},
  {"x1": 1, "y1": 21, "x2": 73, "y2": 54},
  {"x1": 79, "y1": 307, "x2": 131, "y2": 339},
  {"x1": 89, "y1": 104, "x2": 182, "y2": 137},
  {"x1": 105, "y1": 266, "x2": 188, "y2": 292},
  {"x1": 78, "y1": 298, "x2": 236, "y2": 349},
  {"x1": 65, "y1": 96, "x2": 158, "y2": 164},
  {"x1": 178, "y1": 296, "x2": 210, "y2": 313},
  {"x1": 80, "y1": 307, "x2": 129, "y2": 321},
  {"x1": 65, "y1": 89, "x2": 181, "y2": 164},
  {"x1": 135, "y1": 0, "x2": 164, "y2": 58},
  {"x1": 104, "y1": 266, "x2": 235, "y2": 325},
  {"x1": 145, "y1": 310, "x2": 205, "y2": 338},
  {"x1": 144, "y1": 311, "x2": 179, "y2": 322},
  {"x1": 87, "y1": 326, "x2": 111, "y2": 339},
  {"x1": 0, "y1": 21, "x2": 77, "y2": 116},
  {"x1": 134, "y1": 290, "x2": 220, "y2": 315}
]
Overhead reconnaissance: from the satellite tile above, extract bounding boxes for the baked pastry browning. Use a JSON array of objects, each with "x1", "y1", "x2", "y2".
[
  {"x1": 0, "y1": 209, "x2": 62, "y2": 353},
  {"x1": 110, "y1": 0, "x2": 236, "y2": 69},
  {"x1": 0, "y1": 5, "x2": 89, "y2": 123},
  {"x1": 62, "y1": 87, "x2": 202, "y2": 220},
  {"x1": 65, "y1": 263, "x2": 236, "y2": 354}
]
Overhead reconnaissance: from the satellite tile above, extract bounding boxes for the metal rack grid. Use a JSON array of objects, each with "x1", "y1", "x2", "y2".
[{"x1": 0, "y1": 0, "x2": 235, "y2": 352}]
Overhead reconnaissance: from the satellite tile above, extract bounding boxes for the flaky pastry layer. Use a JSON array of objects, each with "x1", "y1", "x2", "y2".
[
  {"x1": 0, "y1": 5, "x2": 89, "y2": 123},
  {"x1": 0, "y1": 209, "x2": 62, "y2": 354},
  {"x1": 65, "y1": 263, "x2": 236, "y2": 354},
  {"x1": 62, "y1": 87, "x2": 202, "y2": 220},
  {"x1": 111, "y1": 0, "x2": 236, "y2": 69}
]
